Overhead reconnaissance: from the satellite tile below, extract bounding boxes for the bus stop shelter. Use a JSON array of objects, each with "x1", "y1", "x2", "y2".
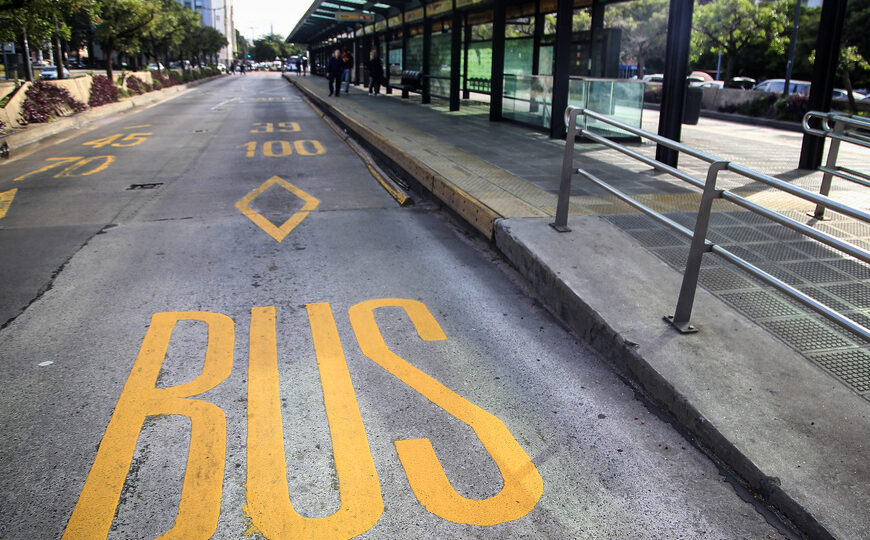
[{"x1": 288, "y1": 0, "x2": 849, "y2": 169}]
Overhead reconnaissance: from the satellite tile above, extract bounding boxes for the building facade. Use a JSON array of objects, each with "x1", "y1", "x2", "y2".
[{"x1": 179, "y1": 0, "x2": 236, "y2": 64}]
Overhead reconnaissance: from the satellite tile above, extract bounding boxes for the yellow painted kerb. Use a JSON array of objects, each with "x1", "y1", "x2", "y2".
[{"x1": 235, "y1": 176, "x2": 320, "y2": 242}]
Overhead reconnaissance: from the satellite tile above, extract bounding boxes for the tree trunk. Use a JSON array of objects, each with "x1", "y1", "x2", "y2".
[
  {"x1": 105, "y1": 45, "x2": 114, "y2": 81},
  {"x1": 21, "y1": 24, "x2": 33, "y2": 82},
  {"x1": 841, "y1": 69, "x2": 857, "y2": 115},
  {"x1": 55, "y1": 36, "x2": 64, "y2": 79},
  {"x1": 54, "y1": 14, "x2": 65, "y2": 79},
  {"x1": 636, "y1": 56, "x2": 645, "y2": 79},
  {"x1": 724, "y1": 53, "x2": 735, "y2": 85}
]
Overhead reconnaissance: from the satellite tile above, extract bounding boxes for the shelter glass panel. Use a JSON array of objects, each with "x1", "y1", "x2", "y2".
[
  {"x1": 505, "y1": 37, "x2": 533, "y2": 75},
  {"x1": 502, "y1": 74, "x2": 553, "y2": 129},
  {"x1": 388, "y1": 41, "x2": 403, "y2": 77},
  {"x1": 406, "y1": 36, "x2": 423, "y2": 71},
  {"x1": 568, "y1": 78, "x2": 644, "y2": 137},
  {"x1": 430, "y1": 32, "x2": 452, "y2": 98}
]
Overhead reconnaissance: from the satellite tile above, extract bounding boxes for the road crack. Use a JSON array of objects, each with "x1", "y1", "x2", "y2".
[{"x1": 0, "y1": 223, "x2": 116, "y2": 331}]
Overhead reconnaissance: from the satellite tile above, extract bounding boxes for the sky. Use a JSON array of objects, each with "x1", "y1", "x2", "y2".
[{"x1": 233, "y1": 0, "x2": 313, "y2": 41}]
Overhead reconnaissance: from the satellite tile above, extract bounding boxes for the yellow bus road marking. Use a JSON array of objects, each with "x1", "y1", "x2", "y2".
[
  {"x1": 67, "y1": 300, "x2": 542, "y2": 535},
  {"x1": 64, "y1": 312, "x2": 234, "y2": 539},
  {"x1": 125, "y1": 124, "x2": 152, "y2": 129},
  {"x1": 235, "y1": 176, "x2": 320, "y2": 242},
  {"x1": 247, "y1": 304, "x2": 383, "y2": 538},
  {"x1": 349, "y1": 299, "x2": 543, "y2": 525},
  {"x1": 54, "y1": 156, "x2": 115, "y2": 177},
  {"x1": 0, "y1": 188, "x2": 17, "y2": 219}
]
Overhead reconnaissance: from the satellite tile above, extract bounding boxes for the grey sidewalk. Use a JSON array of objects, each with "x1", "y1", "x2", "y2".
[{"x1": 287, "y1": 74, "x2": 869, "y2": 539}]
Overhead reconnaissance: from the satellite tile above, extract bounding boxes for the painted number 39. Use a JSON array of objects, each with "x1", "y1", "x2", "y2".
[{"x1": 63, "y1": 299, "x2": 543, "y2": 539}]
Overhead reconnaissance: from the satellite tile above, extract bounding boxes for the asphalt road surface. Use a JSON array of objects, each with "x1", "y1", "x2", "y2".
[{"x1": 0, "y1": 73, "x2": 791, "y2": 539}]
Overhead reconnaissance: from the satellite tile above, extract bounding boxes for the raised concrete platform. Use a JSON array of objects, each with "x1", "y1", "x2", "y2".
[{"x1": 285, "y1": 73, "x2": 869, "y2": 539}]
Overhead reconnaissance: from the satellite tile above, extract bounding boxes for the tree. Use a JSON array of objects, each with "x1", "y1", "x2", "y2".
[
  {"x1": 252, "y1": 33, "x2": 289, "y2": 62},
  {"x1": 692, "y1": 0, "x2": 787, "y2": 83},
  {"x1": 607, "y1": 0, "x2": 669, "y2": 77},
  {"x1": 0, "y1": 0, "x2": 96, "y2": 81},
  {"x1": 95, "y1": 0, "x2": 157, "y2": 80}
]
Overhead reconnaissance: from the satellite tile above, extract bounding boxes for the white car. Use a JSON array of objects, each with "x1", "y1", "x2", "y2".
[
  {"x1": 643, "y1": 73, "x2": 664, "y2": 83},
  {"x1": 40, "y1": 66, "x2": 70, "y2": 79},
  {"x1": 694, "y1": 80, "x2": 724, "y2": 89},
  {"x1": 147, "y1": 63, "x2": 164, "y2": 71}
]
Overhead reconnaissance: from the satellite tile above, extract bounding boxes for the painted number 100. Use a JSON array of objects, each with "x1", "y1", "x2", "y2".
[{"x1": 241, "y1": 140, "x2": 325, "y2": 157}]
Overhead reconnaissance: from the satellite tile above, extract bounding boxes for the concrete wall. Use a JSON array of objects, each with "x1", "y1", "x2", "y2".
[{"x1": 700, "y1": 87, "x2": 769, "y2": 110}]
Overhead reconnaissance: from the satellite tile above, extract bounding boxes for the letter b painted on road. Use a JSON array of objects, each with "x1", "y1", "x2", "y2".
[{"x1": 64, "y1": 312, "x2": 234, "y2": 540}]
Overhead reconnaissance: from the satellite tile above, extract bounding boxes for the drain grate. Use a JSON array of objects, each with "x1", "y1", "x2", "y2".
[
  {"x1": 812, "y1": 349, "x2": 870, "y2": 393},
  {"x1": 127, "y1": 183, "x2": 163, "y2": 190}
]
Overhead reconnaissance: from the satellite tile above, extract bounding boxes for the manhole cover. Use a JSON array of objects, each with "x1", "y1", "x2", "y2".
[{"x1": 127, "y1": 183, "x2": 163, "y2": 190}]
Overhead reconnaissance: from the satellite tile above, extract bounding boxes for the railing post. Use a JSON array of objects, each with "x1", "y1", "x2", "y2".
[
  {"x1": 665, "y1": 160, "x2": 728, "y2": 333},
  {"x1": 551, "y1": 107, "x2": 582, "y2": 232},
  {"x1": 811, "y1": 118, "x2": 844, "y2": 220}
]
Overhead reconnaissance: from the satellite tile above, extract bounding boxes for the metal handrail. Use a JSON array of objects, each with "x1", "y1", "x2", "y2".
[
  {"x1": 803, "y1": 110, "x2": 870, "y2": 218},
  {"x1": 552, "y1": 106, "x2": 870, "y2": 340}
]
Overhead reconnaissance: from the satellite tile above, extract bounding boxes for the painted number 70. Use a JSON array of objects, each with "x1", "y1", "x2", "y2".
[{"x1": 64, "y1": 299, "x2": 543, "y2": 539}]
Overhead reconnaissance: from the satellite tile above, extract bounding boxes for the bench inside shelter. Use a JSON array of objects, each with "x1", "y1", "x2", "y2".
[{"x1": 389, "y1": 70, "x2": 424, "y2": 98}]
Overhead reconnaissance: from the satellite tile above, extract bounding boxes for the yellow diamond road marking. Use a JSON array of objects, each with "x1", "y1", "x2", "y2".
[
  {"x1": 0, "y1": 188, "x2": 17, "y2": 220},
  {"x1": 235, "y1": 176, "x2": 319, "y2": 242}
]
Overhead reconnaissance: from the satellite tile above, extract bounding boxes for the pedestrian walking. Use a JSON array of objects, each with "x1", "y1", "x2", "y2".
[
  {"x1": 240, "y1": 62, "x2": 246, "y2": 75},
  {"x1": 367, "y1": 49, "x2": 383, "y2": 96},
  {"x1": 341, "y1": 49, "x2": 353, "y2": 93},
  {"x1": 301, "y1": 57, "x2": 307, "y2": 76},
  {"x1": 327, "y1": 49, "x2": 343, "y2": 97}
]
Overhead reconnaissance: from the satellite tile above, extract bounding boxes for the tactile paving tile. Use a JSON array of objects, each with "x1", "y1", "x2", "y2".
[
  {"x1": 831, "y1": 221, "x2": 870, "y2": 237},
  {"x1": 754, "y1": 264, "x2": 804, "y2": 286},
  {"x1": 751, "y1": 242, "x2": 814, "y2": 262},
  {"x1": 797, "y1": 286, "x2": 855, "y2": 312},
  {"x1": 625, "y1": 229, "x2": 688, "y2": 248},
  {"x1": 649, "y1": 246, "x2": 722, "y2": 270},
  {"x1": 698, "y1": 266, "x2": 757, "y2": 291},
  {"x1": 784, "y1": 241, "x2": 842, "y2": 260},
  {"x1": 826, "y1": 258, "x2": 870, "y2": 280},
  {"x1": 821, "y1": 282, "x2": 870, "y2": 309},
  {"x1": 781, "y1": 261, "x2": 854, "y2": 284},
  {"x1": 811, "y1": 349, "x2": 870, "y2": 393},
  {"x1": 759, "y1": 318, "x2": 855, "y2": 351},
  {"x1": 756, "y1": 225, "x2": 806, "y2": 241},
  {"x1": 604, "y1": 214, "x2": 663, "y2": 230},
  {"x1": 714, "y1": 226, "x2": 776, "y2": 243},
  {"x1": 721, "y1": 290, "x2": 801, "y2": 319},
  {"x1": 726, "y1": 210, "x2": 780, "y2": 225}
]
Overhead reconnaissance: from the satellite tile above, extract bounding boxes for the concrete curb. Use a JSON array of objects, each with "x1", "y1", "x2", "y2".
[
  {"x1": 493, "y1": 220, "x2": 832, "y2": 540},
  {"x1": 1, "y1": 75, "x2": 226, "y2": 152},
  {"x1": 285, "y1": 75, "x2": 501, "y2": 239}
]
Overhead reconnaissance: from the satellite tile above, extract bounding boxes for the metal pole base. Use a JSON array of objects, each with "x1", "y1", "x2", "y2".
[
  {"x1": 806, "y1": 211, "x2": 832, "y2": 221},
  {"x1": 664, "y1": 315, "x2": 699, "y2": 334},
  {"x1": 550, "y1": 223, "x2": 571, "y2": 233}
]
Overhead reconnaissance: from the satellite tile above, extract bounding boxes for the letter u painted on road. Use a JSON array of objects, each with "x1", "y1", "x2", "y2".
[
  {"x1": 63, "y1": 312, "x2": 234, "y2": 540},
  {"x1": 246, "y1": 305, "x2": 383, "y2": 539},
  {"x1": 348, "y1": 299, "x2": 544, "y2": 526}
]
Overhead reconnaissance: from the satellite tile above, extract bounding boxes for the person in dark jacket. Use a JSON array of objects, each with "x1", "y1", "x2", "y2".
[
  {"x1": 367, "y1": 49, "x2": 383, "y2": 96},
  {"x1": 326, "y1": 49, "x2": 343, "y2": 97}
]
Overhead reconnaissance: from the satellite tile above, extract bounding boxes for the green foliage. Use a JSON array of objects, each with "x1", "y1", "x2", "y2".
[
  {"x1": 252, "y1": 33, "x2": 293, "y2": 62},
  {"x1": 692, "y1": 0, "x2": 787, "y2": 82},
  {"x1": 607, "y1": 0, "x2": 669, "y2": 75}
]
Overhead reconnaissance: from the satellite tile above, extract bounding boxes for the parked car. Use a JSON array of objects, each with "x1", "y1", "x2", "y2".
[
  {"x1": 147, "y1": 62, "x2": 165, "y2": 71},
  {"x1": 39, "y1": 65, "x2": 70, "y2": 79},
  {"x1": 642, "y1": 73, "x2": 664, "y2": 83},
  {"x1": 753, "y1": 78, "x2": 811, "y2": 95},
  {"x1": 832, "y1": 88, "x2": 866, "y2": 100},
  {"x1": 728, "y1": 77, "x2": 756, "y2": 89},
  {"x1": 695, "y1": 80, "x2": 724, "y2": 89}
]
